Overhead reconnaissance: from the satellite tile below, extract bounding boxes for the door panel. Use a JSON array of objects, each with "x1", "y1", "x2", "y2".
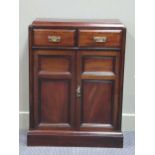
[
  {"x1": 33, "y1": 50, "x2": 75, "y2": 130},
  {"x1": 39, "y1": 56, "x2": 70, "y2": 72},
  {"x1": 77, "y1": 51, "x2": 120, "y2": 131},
  {"x1": 83, "y1": 56, "x2": 115, "y2": 73},
  {"x1": 40, "y1": 80, "x2": 70, "y2": 124},
  {"x1": 82, "y1": 80, "x2": 114, "y2": 124}
]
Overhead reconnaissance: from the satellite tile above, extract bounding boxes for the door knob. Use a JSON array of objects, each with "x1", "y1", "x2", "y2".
[{"x1": 76, "y1": 85, "x2": 81, "y2": 97}]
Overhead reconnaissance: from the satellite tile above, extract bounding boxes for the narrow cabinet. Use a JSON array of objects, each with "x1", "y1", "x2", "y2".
[{"x1": 27, "y1": 19, "x2": 126, "y2": 147}]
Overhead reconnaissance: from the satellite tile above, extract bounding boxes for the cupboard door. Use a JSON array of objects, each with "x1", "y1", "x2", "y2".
[
  {"x1": 33, "y1": 50, "x2": 76, "y2": 130},
  {"x1": 77, "y1": 51, "x2": 120, "y2": 131}
]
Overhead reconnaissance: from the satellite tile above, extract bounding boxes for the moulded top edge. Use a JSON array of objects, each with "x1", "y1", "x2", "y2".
[{"x1": 31, "y1": 18, "x2": 125, "y2": 28}]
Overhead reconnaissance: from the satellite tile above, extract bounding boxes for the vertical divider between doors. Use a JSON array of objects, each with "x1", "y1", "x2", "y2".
[
  {"x1": 71, "y1": 51, "x2": 76, "y2": 129},
  {"x1": 75, "y1": 51, "x2": 82, "y2": 130}
]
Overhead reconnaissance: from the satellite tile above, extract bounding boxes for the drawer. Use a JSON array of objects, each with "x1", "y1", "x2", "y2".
[
  {"x1": 78, "y1": 30, "x2": 122, "y2": 48},
  {"x1": 33, "y1": 29, "x2": 75, "y2": 46}
]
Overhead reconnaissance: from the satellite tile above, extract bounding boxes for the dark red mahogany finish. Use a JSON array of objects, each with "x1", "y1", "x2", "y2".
[{"x1": 27, "y1": 19, "x2": 126, "y2": 147}]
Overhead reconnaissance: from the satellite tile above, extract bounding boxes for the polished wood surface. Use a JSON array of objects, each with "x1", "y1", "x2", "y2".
[
  {"x1": 33, "y1": 50, "x2": 75, "y2": 130},
  {"x1": 79, "y1": 30, "x2": 122, "y2": 47},
  {"x1": 80, "y1": 51, "x2": 120, "y2": 78},
  {"x1": 39, "y1": 56, "x2": 70, "y2": 72},
  {"x1": 32, "y1": 18, "x2": 124, "y2": 28},
  {"x1": 78, "y1": 51, "x2": 120, "y2": 131},
  {"x1": 28, "y1": 19, "x2": 126, "y2": 147},
  {"x1": 83, "y1": 56, "x2": 115, "y2": 73},
  {"x1": 40, "y1": 80, "x2": 69, "y2": 123},
  {"x1": 27, "y1": 130, "x2": 123, "y2": 147},
  {"x1": 33, "y1": 29, "x2": 75, "y2": 46},
  {"x1": 82, "y1": 80, "x2": 113, "y2": 124}
]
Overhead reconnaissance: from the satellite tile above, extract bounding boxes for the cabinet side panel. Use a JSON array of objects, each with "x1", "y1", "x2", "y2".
[
  {"x1": 117, "y1": 28, "x2": 127, "y2": 129},
  {"x1": 29, "y1": 26, "x2": 35, "y2": 129}
]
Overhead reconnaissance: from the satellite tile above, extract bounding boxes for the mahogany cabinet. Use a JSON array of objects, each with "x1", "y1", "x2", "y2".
[{"x1": 27, "y1": 19, "x2": 126, "y2": 147}]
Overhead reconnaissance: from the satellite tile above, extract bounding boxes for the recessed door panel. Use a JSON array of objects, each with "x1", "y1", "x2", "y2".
[
  {"x1": 83, "y1": 57, "x2": 115, "y2": 73},
  {"x1": 40, "y1": 80, "x2": 70, "y2": 124},
  {"x1": 82, "y1": 80, "x2": 113, "y2": 124},
  {"x1": 39, "y1": 56, "x2": 70, "y2": 72}
]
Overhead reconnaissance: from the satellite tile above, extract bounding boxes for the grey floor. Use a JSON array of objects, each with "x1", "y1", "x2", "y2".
[{"x1": 19, "y1": 130, "x2": 135, "y2": 155}]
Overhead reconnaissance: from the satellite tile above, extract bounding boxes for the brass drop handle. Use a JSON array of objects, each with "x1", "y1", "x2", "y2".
[
  {"x1": 76, "y1": 85, "x2": 81, "y2": 97},
  {"x1": 48, "y1": 35, "x2": 61, "y2": 42},
  {"x1": 93, "y1": 36, "x2": 107, "y2": 43}
]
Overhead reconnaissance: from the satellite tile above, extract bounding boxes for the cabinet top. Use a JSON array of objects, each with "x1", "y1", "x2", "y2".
[{"x1": 31, "y1": 18, "x2": 125, "y2": 28}]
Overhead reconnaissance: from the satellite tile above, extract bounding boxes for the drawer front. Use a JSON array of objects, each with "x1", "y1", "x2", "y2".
[
  {"x1": 33, "y1": 29, "x2": 75, "y2": 46},
  {"x1": 78, "y1": 30, "x2": 122, "y2": 48}
]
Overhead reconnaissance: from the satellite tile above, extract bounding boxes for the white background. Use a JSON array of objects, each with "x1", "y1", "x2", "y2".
[{"x1": 0, "y1": 0, "x2": 155, "y2": 154}]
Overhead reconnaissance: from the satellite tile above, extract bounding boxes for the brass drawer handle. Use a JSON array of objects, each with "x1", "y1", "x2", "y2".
[
  {"x1": 48, "y1": 36, "x2": 61, "y2": 42},
  {"x1": 93, "y1": 36, "x2": 107, "y2": 43},
  {"x1": 76, "y1": 85, "x2": 81, "y2": 97}
]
